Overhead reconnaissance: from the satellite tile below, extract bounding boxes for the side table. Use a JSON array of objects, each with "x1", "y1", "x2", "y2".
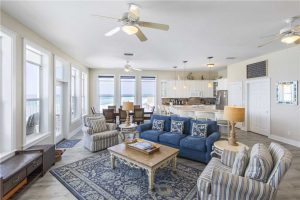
[
  {"x1": 119, "y1": 123, "x2": 138, "y2": 141},
  {"x1": 212, "y1": 140, "x2": 249, "y2": 158}
]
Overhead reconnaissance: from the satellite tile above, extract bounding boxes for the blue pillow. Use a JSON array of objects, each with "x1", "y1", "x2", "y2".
[
  {"x1": 191, "y1": 122, "x2": 207, "y2": 138},
  {"x1": 152, "y1": 119, "x2": 164, "y2": 131},
  {"x1": 170, "y1": 120, "x2": 184, "y2": 134}
]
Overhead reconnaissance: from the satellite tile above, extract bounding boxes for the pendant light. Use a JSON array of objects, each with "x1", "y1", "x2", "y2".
[
  {"x1": 173, "y1": 66, "x2": 177, "y2": 90},
  {"x1": 183, "y1": 61, "x2": 187, "y2": 89},
  {"x1": 207, "y1": 57, "x2": 214, "y2": 88}
]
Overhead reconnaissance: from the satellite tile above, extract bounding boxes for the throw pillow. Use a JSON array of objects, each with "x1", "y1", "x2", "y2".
[
  {"x1": 245, "y1": 143, "x2": 273, "y2": 182},
  {"x1": 170, "y1": 120, "x2": 184, "y2": 134},
  {"x1": 191, "y1": 122, "x2": 207, "y2": 137},
  {"x1": 152, "y1": 119, "x2": 164, "y2": 131},
  {"x1": 88, "y1": 118, "x2": 107, "y2": 133},
  {"x1": 231, "y1": 147, "x2": 249, "y2": 176}
]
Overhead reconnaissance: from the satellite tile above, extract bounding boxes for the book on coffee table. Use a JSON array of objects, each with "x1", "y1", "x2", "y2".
[{"x1": 128, "y1": 142, "x2": 152, "y2": 150}]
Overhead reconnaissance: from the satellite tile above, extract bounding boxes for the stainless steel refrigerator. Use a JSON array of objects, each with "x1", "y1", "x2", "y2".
[{"x1": 216, "y1": 90, "x2": 228, "y2": 110}]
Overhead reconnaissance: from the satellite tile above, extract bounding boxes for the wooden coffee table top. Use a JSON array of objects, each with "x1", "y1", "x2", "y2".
[{"x1": 108, "y1": 142, "x2": 179, "y2": 168}]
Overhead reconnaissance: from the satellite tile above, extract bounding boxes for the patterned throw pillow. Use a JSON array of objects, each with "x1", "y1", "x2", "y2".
[
  {"x1": 88, "y1": 118, "x2": 107, "y2": 133},
  {"x1": 191, "y1": 123, "x2": 207, "y2": 137},
  {"x1": 170, "y1": 120, "x2": 184, "y2": 134},
  {"x1": 152, "y1": 119, "x2": 164, "y2": 131},
  {"x1": 245, "y1": 143, "x2": 273, "y2": 182},
  {"x1": 232, "y1": 147, "x2": 249, "y2": 176}
]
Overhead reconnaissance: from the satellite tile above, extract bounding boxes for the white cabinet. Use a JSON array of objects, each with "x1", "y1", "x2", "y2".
[{"x1": 161, "y1": 80, "x2": 214, "y2": 98}]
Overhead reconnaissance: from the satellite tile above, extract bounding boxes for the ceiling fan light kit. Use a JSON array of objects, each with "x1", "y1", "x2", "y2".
[
  {"x1": 122, "y1": 25, "x2": 138, "y2": 35},
  {"x1": 281, "y1": 34, "x2": 300, "y2": 44}
]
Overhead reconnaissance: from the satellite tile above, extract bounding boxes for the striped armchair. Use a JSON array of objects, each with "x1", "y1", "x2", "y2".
[{"x1": 197, "y1": 142, "x2": 292, "y2": 200}]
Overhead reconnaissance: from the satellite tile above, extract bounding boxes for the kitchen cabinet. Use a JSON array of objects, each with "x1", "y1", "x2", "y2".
[{"x1": 161, "y1": 80, "x2": 214, "y2": 98}]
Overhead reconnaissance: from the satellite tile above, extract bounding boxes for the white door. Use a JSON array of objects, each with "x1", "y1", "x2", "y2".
[
  {"x1": 247, "y1": 79, "x2": 270, "y2": 136},
  {"x1": 55, "y1": 83, "x2": 64, "y2": 142}
]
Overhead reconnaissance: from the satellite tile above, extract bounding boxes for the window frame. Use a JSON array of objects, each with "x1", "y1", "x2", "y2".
[
  {"x1": 119, "y1": 75, "x2": 136, "y2": 105},
  {"x1": 81, "y1": 72, "x2": 88, "y2": 116},
  {"x1": 23, "y1": 39, "x2": 50, "y2": 148},
  {"x1": 98, "y1": 75, "x2": 116, "y2": 112},
  {"x1": 70, "y1": 66, "x2": 81, "y2": 122},
  {"x1": 140, "y1": 76, "x2": 157, "y2": 111},
  {"x1": 0, "y1": 26, "x2": 16, "y2": 161}
]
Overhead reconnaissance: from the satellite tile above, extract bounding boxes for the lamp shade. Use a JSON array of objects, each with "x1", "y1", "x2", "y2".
[
  {"x1": 122, "y1": 102, "x2": 134, "y2": 111},
  {"x1": 224, "y1": 106, "x2": 245, "y2": 122}
]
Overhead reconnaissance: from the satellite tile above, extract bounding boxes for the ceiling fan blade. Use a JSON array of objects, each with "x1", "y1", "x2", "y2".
[
  {"x1": 258, "y1": 35, "x2": 283, "y2": 48},
  {"x1": 295, "y1": 38, "x2": 300, "y2": 44},
  {"x1": 260, "y1": 33, "x2": 280, "y2": 39},
  {"x1": 131, "y1": 67, "x2": 142, "y2": 71},
  {"x1": 292, "y1": 25, "x2": 300, "y2": 32},
  {"x1": 135, "y1": 27, "x2": 147, "y2": 42},
  {"x1": 105, "y1": 27, "x2": 120, "y2": 37},
  {"x1": 138, "y1": 21, "x2": 169, "y2": 31},
  {"x1": 91, "y1": 14, "x2": 120, "y2": 21},
  {"x1": 128, "y1": 3, "x2": 140, "y2": 20}
]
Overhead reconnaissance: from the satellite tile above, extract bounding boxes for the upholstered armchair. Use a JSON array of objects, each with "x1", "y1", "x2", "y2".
[
  {"x1": 197, "y1": 142, "x2": 292, "y2": 200},
  {"x1": 82, "y1": 115, "x2": 119, "y2": 152}
]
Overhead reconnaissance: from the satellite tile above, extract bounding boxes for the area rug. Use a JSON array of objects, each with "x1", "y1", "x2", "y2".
[
  {"x1": 56, "y1": 139, "x2": 81, "y2": 148},
  {"x1": 50, "y1": 150, "x2": 201, "y2": 200}
]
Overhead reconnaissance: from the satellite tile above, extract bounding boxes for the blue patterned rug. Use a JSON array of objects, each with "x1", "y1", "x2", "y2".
[
  {"x1": 50, "y1": 150, "x2": 201, "y2": 200},
  {"x1": 56, "y1": 139, "x2": 81, "y2": 148}
]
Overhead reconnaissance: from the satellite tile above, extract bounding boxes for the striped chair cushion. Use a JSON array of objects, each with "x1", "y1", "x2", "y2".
[
  {"x1": 267, "y1": 143, "x2": 293, "y2": 189},
  {"x1": 245, "y1": 143, "x2": 273, "y2": 183},
  {"x1": 89, "y1": 118, "x2": 107, "y2": 133},
  {"x1": 211, "y1": 169, "x2": 277, "y2": 200},
  {"x1": 91, "y1": 130, "x2": 119, "y2": 141},
  {"x1": 221, "y1": 149, "x2": 237, "y2": 167},
  {"x1": 232, "y1": 147, "x2": 249, "y2": 176}
]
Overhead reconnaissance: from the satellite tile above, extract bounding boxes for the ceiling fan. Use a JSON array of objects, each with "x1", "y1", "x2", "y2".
[
  {"x1": 124, "y1": 60, "x2": 142, "y2": 72},
  {"x1": 92, "y1": 3, "x2": 169, "y2": 42},
  {"x1": 258, "y1": 16, "x2": 300, "y2": 48}
]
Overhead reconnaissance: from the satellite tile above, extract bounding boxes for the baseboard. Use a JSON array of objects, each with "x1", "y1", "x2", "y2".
[
  {"x1": 67, "y1": 126, "x2": 82, "y2": 139},
  {"x1": 269, "y1": 135, "x2": 300, "y2": 148}
]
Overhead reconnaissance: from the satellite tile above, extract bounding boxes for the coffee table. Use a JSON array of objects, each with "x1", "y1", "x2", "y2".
[{"x1": 108, "y1": 142, "x2": 179, "y2": 191}]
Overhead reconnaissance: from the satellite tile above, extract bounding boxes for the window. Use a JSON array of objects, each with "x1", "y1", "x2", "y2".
[
  {"x1": 98, "y1": 75, "x2": 115, "y2": 111},
  {"x1": 24, "y1": 41, "x2": 49, "y2": 143},
  {"x1": 55, "y1": 58, "x2": 64, "y2": 80},
  {"x1": 120, "y1": 75, "x2": 136, "y2": 104},
  {"x1": 0, "y1": 29, "x2": 15, "y2": 158},
  {"x1": 141, "y1": 76, "x2": 156, "y2": 111},
  {"x1": 71, "y1": 67, "x2": 80, "y2": 120},
  {"x1": 81, "y1": 72, "x2": 88, "y2": 115}
]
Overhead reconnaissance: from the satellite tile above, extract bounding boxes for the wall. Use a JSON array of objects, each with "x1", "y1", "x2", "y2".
[
  {"x1": 89, "y1": 68, "x2": 218, "y2": 110},
  {"x1": 227, "y1": 45, "x2": 300, "y2": 146},
  {"x1": 1, "y1": 10, "x2": 89, "y2": 151}
]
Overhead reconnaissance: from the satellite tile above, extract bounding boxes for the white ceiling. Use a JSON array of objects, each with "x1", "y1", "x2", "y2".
[{"x1": 1, "y1": 1, "x2": 300, "y2": 71}]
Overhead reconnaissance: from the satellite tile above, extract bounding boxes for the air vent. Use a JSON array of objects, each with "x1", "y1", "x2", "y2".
[
  {"x1": 226, "y1": 57, "x2": 236, "y2": 60},
  {"x1": 247, "y1": 60, "x2": 267, "y2": 79},
  {"x1": 124, "y1": 53, "x2": 134, "y2": 56}
]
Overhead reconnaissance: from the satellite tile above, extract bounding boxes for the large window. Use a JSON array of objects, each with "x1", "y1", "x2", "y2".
[
  {"x1": 141, "y1": 76, "x2": 156, "y2": 111},
  {"x1": 24, "y1": 41, "x2": 49, "y2": 143},
  {"x1": 81, "y1": 72, "x2": 88, "y2": 115},
  {"x1": 120, "y1": 75, "x2": 136, "y2": 104},
  {"x1": 71, "y1": 67, "x2": 80, "y2": 120},
  {"x1": 0, "y1": 29, "x2": 15, "y2": 158},
  {"x1": 98, "y1": 75, "x2": 115, "y2": 111}
]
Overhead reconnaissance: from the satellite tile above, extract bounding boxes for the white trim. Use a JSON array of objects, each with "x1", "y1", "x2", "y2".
[
  {"x1": 269, "y1": 135, "x2": 300, "y2": 148},
  {"x1": 0, "y1": 149, "x2": 17, "y2": 163},
  {"x1": 67, "y1": 126, "x2": 82, "y2": 139},
  {"x1": 22, "y1": 132, "x2": 51, "y2": 149}
]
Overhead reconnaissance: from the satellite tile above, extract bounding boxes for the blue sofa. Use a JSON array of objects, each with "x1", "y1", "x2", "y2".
[{"x1": 137, "y1": 114, "x2": 220, "y2": 163}]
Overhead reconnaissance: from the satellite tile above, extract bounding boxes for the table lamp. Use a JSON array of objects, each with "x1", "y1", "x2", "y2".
[
  {"x1": 123, "y1": 102, "x2": 134, "y2": 126},
  {"x1": 224, "y1": 106, "x2": 245, "y2": 146}
]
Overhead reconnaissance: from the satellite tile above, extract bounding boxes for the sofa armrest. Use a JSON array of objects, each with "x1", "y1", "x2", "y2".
[
  {"x1": 211, "y1": 169, "x2": 277, "y2": 200},
  {"x1": 106, "y1": 123, "x2": 117, "y2": 131},
  {"x1": 220, "y1": 149, "x2": 237, "y2": 167},
  {"x1": 137, "y1": 122, "x2": 152, "y2": 133},
  {"x1": 82, "y1": 126, "x2": 93, "y2": 135},
  {"x1": 206, "y1": 132, "x2": 221, "y2": 152}
]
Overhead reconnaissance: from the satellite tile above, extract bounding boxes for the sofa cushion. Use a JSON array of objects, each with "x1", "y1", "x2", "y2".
[
  {"x1": 140, "y1": 130, "x2": 163, "y2": 142},
  {"x1": 232, "y1": 147, "x2": 249, "y2": 176},
  {"x1": 171, "y1": 116, "x2": 190, "y2": 134},
  {"x1": 151, "y1": 115, "x2": 171, "y2": 132},
  {"x1": 159, "y1": 132, "x2": 187, "y2": 146},
  {"x1": 89, "y1": 118, "x2": 107, "y2": 133},
  {"x1": 245, "y1": 143, "x2": 273, "y2": 183},
  {"x1": 190, "y1": 120, "x2": 218, "y2": 136},
  {"x1": 191, "y1": 123, "x2": 208, "y2": 138},
  {"x1": 170, "y1": 120, "x2": 184, "y2": 134},
  {"x1": 152, "y1": 119, "x2": 164, "y2": 131},
  {"x1": 180, "y1": 136, "x2": 207, "y2": 152}
]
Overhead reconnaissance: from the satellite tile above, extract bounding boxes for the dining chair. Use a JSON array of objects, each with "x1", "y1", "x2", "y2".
[
  {"x1": 108, "y1": 105, "x2": 116, "y2": 112},
  {"x1": 103, "y1": 109, "x2": 116, "y2": 123},
  {"x1": 133, "y1": 108, "x2": 144, "y2": 124},
  {"x1": 134, "y1": 105, "x2": 140, "y2": 110},
  {"x1": 119, "y1": 108, "x2": 127, "y2": 123}
]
